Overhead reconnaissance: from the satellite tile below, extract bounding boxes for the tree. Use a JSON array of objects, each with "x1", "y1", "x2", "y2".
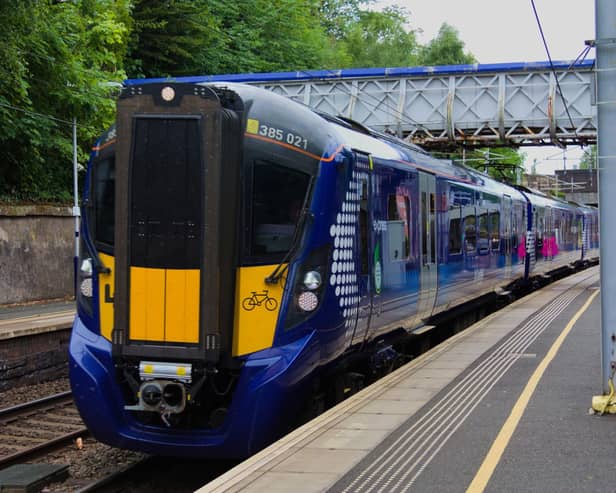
[
  {"x1": 336, "y1": 5, "x2": 420, "y2": 68},
  {"x1": 1, "y1": 0, "x2": 489, "y2": 203},
  {"x1": 127, "y1": 0, "x2": 347, "y2": 78},
  {"x1": 126, "y1": 0, "x2": 217, "y2": 78},
  {"x1": 442, "y1": 147, "x2": 525, "y2": 184},
  {"x1": 203, "y1": 0, "x2": 346, "y2": 74},
  {"x1": 579, "y1": 145, "x2": 596, "y2": 169},
  {"x1": 319, "y1": 0, "x2": 364, "y2": 39},
  {"x1": 0, "y1": 0, "x2": 130, "y2": 202},
  {"x1": 418, "y1": 23, "x2": 476, "y2": 66}
]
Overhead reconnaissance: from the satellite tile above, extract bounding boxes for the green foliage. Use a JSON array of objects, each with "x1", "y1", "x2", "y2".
[
  {"x1": 203, "y1": 0, "x2": 346, "y2": 73},
  {"x1": 337, "y1": 6, "x2": 419, "y2": 68},
  {"x1": 1, "y1": 0, "x2": 483, "y2": 203},
  {"x1": 127, "y1": 0, "x2": 346, "y2": 77},
  {"x1": 319, "y1": 0, "x2": 365, "y2": 40},
  {"x1": 126, "y1": 0, "x2": 217, "y2": 78},
  {"x1": 418, "y1": 23, "x2": 476, "y2": 66},
  {"x1": 443, "y1": 147, "x2": 525, "y2": 184},
  {"x1": 579, "y1": 145, "x2": 596, "y2": 169},
  {"x1": 0, "y1": 0, "x2": 130, "y2": 203}
]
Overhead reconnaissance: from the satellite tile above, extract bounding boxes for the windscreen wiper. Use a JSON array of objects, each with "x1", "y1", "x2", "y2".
[
  {"x1": 265, "y1": 176, "x2": 315, "y2": 285},
  {"x1": 265, "y1": 209, "x2": 312, "y2": 285}
]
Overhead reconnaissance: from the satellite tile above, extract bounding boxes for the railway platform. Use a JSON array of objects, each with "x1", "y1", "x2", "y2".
[
  {"x1": 0, "y1": 299, "x2": 74, "y2": 339},
  {"x1": 197, "y1": 265, "x2": 616, "y2": 493},
  {"x1": 0, "y1": 298, "x2": 74, "y2": 390}
]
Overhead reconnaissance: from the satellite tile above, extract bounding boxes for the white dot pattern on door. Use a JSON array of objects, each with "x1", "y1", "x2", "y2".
[{"x1": 329, "y1": 170, "x2": 368, "y2": 340}]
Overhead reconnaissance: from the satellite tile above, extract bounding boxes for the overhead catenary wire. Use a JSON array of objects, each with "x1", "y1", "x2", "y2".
[
  {"x1": 530, "y1": 0, "x2": 581, "y2": 142},
  {"x1": 0, "y1": 100, "x2": 75, "y2": 126},
  {"x1": 352, "y1": 91, "x2": 535, "y2": 178},
  {"x1": 568, "y1": 43, "x2": 593, "y2": 72},
  {"x1": 0, "y1": 100, "x2": 101, "y2": 133},
  {"x1": 337, "y1": 92, "x2": 528, "y2": 179}
]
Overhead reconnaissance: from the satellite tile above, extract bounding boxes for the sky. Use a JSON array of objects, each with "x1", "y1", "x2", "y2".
[{"x1": 377, "y1": 0, "x2": 596, "y2": 174}]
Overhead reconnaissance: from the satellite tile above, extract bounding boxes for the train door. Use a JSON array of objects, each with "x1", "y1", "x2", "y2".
[
  {"x1": 581, "y1": 212, "x2": 588, "y2": 258},
  {"x1": 350, "y1": 152, "x2": 373, "y2": 345},
  {"x1": 503, "y1": 195, "x2": 512, "y2": 268},
  {"x1": 417, "y1": 172, "x2": 437, "y2": 320},
  {"x1": 545, "y1": 206, "x2": 553, "y2": 259},
  {"x1": 112, "y1": 84, "x2": 241, "y2": 365}
]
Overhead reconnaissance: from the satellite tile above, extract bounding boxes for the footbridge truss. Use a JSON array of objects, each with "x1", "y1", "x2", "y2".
[{"x1": 135, "y1": 60, "x2": 596, "y2": 151}]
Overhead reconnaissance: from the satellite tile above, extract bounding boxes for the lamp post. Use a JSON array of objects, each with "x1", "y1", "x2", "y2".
[{"x1": 72, "y1": 117, "x2": 79, "y2": 292}]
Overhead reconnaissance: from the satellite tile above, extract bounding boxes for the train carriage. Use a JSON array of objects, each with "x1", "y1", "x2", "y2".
[{"x1": 69, "y1": 82, "x2": 598, "y2": 458}]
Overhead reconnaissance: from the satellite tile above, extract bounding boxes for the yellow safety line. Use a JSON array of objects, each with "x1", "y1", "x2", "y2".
[{"x1": 466, "y1": 288, "x2": 600, "y2": 493}]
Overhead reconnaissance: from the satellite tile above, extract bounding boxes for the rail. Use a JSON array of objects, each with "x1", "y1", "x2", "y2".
[{"x1": 0, "y1": 391, "x2": 89, "y2": 468}]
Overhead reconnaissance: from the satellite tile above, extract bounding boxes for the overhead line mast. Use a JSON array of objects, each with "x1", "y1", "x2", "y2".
[{"x1": 595, "y1": 0, "x2": 616, "y2": 406}]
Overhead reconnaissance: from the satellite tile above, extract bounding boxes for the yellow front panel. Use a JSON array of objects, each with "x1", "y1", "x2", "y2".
[
  {"x1": 165, "y1": 269, "x2": 200, "y2": 343},
  {"x1": 233, "y1": 265, "x2": 286, "y2": 356},
  {"x1": 129, "y1": 267, "x2": 165, "y2": 341},
  {"x1": 98, "y1": 253, "x2": 115, "y2": 341}
]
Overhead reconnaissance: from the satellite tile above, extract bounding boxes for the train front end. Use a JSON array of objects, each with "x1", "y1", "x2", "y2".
[{"x1": 69, "y1": 82, "x2": 337, "y2": 457}]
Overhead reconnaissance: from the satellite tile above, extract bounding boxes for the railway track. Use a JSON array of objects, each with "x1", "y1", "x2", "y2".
[
  {"x1": 73, "y1": 456, "x2": 239, "y2": 493},
  {"x1": 0, "y1": 391, "x2": 88, "y2": 468},
  {"x1": 73, "y1": 457, "x2": 153, "y2": 493}
]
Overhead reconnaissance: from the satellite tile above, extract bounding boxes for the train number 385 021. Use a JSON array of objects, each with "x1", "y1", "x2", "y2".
[{"x1": 247, "y1": 119, "x2": 308, "y2": 150}]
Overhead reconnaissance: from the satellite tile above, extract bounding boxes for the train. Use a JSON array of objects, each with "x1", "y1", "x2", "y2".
[{"x1": 69, "y1": 81, "x2": 599, "y2": 458}]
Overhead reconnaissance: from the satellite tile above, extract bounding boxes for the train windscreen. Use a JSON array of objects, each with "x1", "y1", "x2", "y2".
[
  {"x1": 248, "y1": 161, "x2": 310, "y2": 259},
  {"x1": 91, "y1": 156, "x2": 115, "y2": 253},
  {"x1": 129, "y1": 117, "x2": 202, "y2": 269}
]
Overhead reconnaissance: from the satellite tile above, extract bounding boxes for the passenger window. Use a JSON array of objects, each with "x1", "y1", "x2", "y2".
[
  {"x1": 490, "y1": 212, "x2": 500, "y2": 251},
  {"x1": 511, "y1": 210, "x2": 518, "y2": 249},
  {"x1": 478, "y1": 212, "x2": 488, "y2": 252},
  {"x1": 448, "y1": 206, "x2": 462, "y2": 255},
  {"x1": 250, "y1": 161, "x2": 310, "y2": 256},
  {"x1": 421, "y1": 192, "x2": 427, "y2": 262},
  {"x1": 464, "y1": 212, "x2": 476, "y2": 252},
  {"x1": 430, "y1": 193, "x2": 436, "y2": 263},
  {"x1": 386, "y1": 194, "x2": 410, "y2": 261}
]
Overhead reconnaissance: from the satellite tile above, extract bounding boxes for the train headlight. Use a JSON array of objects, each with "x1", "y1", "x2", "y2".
[
  {"x1": 78, "y1": 257, "x2": 94, "y2": 298},
  {"x1": 303, "y1": 271, "x2": 322, "y2": 290},
  {"x1": 284, "y1": 245, "x2": 330, "y2": 330},
  {"x1": 76, "y1": 237, "x2": 95, "y2": 319},
  {"x1": 161, "y1": 86, "x2": 175, "y2": 102},
  {"x1": 298, "y1": 291, "x2": 318, "y2": 312},
  {"x1": 80, "y1": 258, "x2": 93, "y2": 277},
  {"x1": 80, "y1": 278, "x2": 93, "y2": 298}
]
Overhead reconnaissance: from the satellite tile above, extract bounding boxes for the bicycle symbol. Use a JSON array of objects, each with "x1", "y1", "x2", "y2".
[{"x1": 242, "y1": 290, "x2": 278, "y2": 312}]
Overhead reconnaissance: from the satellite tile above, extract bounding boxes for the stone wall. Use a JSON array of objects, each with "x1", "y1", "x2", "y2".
[
  {"x1": 0, "y1": 205, "x2": 75, "y2": 304},
  {"x1": 0, "y1": 328, "x2": 71, "y2": 391}
]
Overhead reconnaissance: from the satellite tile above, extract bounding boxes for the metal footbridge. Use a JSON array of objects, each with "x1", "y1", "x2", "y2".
[{"x1": 129, "y1": 59, "x2": 596, "y2": 151}]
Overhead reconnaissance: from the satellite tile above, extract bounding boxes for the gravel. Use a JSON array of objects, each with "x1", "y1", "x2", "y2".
[
  {"x1": 41, "y1": 439, "x2": 147, "y2": 492},
  {"x1": 0, "y1": 378, "x2": 71, "y2": 407},
  {"x1": 1, "y1": 378, "x2": 146, "y2": 492}
]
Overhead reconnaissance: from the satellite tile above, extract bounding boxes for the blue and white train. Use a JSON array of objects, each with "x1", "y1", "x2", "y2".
[{"x1": 69, "y1": 82, "x2": 599, "y2": 458}]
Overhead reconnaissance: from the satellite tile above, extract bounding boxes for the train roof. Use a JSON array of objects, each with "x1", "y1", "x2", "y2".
[
  {"x1": 206, "y1": 82, "x2": 477, "y2": 182},
  {"x1": 319, "y1": 110, "x2": 526, "y2": 199},
  {"x1": 123, "y1": 59, "x2": 594, "y2": 85},
  {"x1": 514, "y1": 185, "x2": 586, "y2": 211},
  {"x1": 114, "y1": 81, "x2": 587, "y2": 212}
]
